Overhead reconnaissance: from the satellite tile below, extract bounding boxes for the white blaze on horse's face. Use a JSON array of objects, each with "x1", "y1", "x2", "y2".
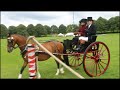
[{"x1": 7, "y1": 36, "x2": 15, "y2": 53}]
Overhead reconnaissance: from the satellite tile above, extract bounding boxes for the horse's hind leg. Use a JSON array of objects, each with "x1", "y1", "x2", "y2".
[{"x1": 18, "y1": 61, "x2": 28, "y2": 79}]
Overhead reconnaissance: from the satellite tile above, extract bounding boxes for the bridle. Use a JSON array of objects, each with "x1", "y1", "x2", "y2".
[
  {"x1": 7, "y1": 36, "x2": 26, "y2": 49},
  {"x1": 7, "y1": 36, "x2": 28, "y2": 57}
]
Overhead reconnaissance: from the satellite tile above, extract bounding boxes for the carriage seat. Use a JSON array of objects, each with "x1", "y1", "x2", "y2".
[
  {"x1": 73, "y1": 35, "x2": 98, "y2": 52},
  {"x1": 88, "y1": 35, "x2": 97, "y2": 43},
  {"x1": 63, "y1": 35, "x2": 98, "y2": 51}
]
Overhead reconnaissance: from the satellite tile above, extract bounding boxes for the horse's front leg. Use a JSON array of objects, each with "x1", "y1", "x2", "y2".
[
  {"x1": 55, "y1": 60, "x2": 60, "y2": 75},
  {"x1": 18, "y1": 61, "x2": 28, "y2": 79}
]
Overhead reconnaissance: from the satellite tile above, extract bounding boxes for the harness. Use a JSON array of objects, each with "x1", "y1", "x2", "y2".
[
  {"x1": 13, "y1": 40, "x2": 61, "y2": 58},
  {"x1": 12, "y1": 44, "x2": 28, "y2": 58},
  {"x1": 34, "y1": 41, "x2": 61, "y2": 56}
]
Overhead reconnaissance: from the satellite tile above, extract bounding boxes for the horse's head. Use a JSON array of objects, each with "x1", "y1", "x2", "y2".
[{"x1": 7, "y1": 33, "x2": 17, "y2": 53}]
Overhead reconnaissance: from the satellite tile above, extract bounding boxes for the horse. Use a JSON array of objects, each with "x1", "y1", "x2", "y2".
[{"x1": 7, "y1": 33, "x2": 69, "y2": 79}]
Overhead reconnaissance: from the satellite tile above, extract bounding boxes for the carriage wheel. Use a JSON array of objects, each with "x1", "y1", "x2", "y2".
[
  {"x1": 83, "y1": 41, "x2": 110, "y2": 77},
  {"x1": 67, "y1": 49, "x2": 83, "y2": 67}
]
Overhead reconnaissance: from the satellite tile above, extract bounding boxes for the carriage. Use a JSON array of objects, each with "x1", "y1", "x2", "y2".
[
  {"x1": 62, "y1": 35, "x2": 110, "y2": 77},
  {"x1": 7, "y1": 33, "x2": 110, "y2": 78}
]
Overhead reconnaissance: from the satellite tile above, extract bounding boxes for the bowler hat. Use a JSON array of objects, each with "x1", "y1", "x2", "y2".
[{"x1": 79, "y1": 19, "x2": 87, "y2": 23}]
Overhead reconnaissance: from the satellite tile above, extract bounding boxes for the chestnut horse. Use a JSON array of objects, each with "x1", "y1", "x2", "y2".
[{"x1": 7, "y1": 33, "x2": 68, "y2": 78}]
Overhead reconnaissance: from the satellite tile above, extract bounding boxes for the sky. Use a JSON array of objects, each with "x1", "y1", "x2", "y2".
[{"x1": 1, "y1": 11, "x2": 119, "y2": 28}]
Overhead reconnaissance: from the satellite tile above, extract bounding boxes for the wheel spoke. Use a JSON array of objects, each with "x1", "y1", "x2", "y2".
[
  {"x1": 99, "y1": 58, "x2": 108, "y2": 60},
  {"x1": 86, "y1": 54, "x2": 92, "y2": 58},
  {"x1": 86, "y1": 54, "x2": 95, "y2": 59},
  {"x1": 96, "y1": 63, "x2": 97, "y2": 76},
  {"x1": 98, "y1": 63, "x2": 102, "y2": 73},
  {"x1": 70, "y1": 57, "x2": 74, "y2": 66},
  {"x1": 99, "y1": 54, "x2": 107, "y2": 57},
  {"x1": 99, "y1": 62, "x2": 105, "y2": 70},
  {"x1": 74, "y1": 58, "x2": 77, "y2": 66},
  {"x1": 85, "y1": 60, "x2": 94, "y2": 68},
  {"x1": 100, "y1": 49, "x2": 106, "y2": 55},
  {"x1": 100, "y1": 60, "x2": 107, "y2": 65},
  {"x1": 91, "y1": 62, "x2": 96, "y2": 75},
  {"x1": 99, "y1": 45, "x2": 103, "y2": 54}
]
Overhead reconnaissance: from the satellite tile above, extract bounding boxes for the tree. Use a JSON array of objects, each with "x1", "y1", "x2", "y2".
[
  {"x1": 51, "y1": 25, "x2": 59, "y2": 34},
  {"x1": 95, "y1": 17, "x2": 108, "y2": 33},
  {"x1": 44, "y1": 25, "x2": 51, "y2": 34},
  {"x1": 16, "y1": 24, "x2": 29, "y2": 36},
  {"x1": 66, "y1": 24, "x2": 79, "y2": 33},
  {"x1": 26, "y1": 24, "x2": 35, "y2": 36},
  {"x1": 71, "y1": 24, "x2": 79, "y2": 32},
  {"x1": 8, "y1": 26, "x2": 17, "y2": 34},
  {"x1": 108, "y1": 16, "x2": 120, "y2": 33},
  {"x1": 0, "y1": 24, "x2": 8, "y2": 38},
  {"x1": 34, "y1": 24, "x2": 46, "y2": 37},
  {"x1": 58, "y1": 24, "x2": 66, "y2": 34},
  {"x1": 66, "y1": 24, "x2": 73, "y2": 33}
]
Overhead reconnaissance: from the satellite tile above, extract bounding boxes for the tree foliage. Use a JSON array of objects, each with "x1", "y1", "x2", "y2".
[
  {"x1": 8, "y1": 26, "x2": 17, "y2": 34},
  {"x1": 16, "y1": 24, "x2": 29, "y2": 36},
  {"x1": 26, "y1": 24, "x2": 35, "y2": 36},
  {"x1": 0, "y1": 24, "x2": 8, "y2": 38},
  {"x1": 1, "y1": 16, "x2": 119, "y2": 38},
  {"x1": 58, "y1": 24, "x2": 66, "y2": 34},
  {"x1": 51, "y1": 25, "x2": 58, "y2": 34}
]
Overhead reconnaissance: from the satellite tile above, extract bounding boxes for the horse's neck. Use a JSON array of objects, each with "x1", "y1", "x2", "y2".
[{"x1": 16, "y1": 38, "x2": 27, "y2": 51}]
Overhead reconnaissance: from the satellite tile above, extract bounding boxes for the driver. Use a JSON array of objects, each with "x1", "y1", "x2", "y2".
[{"x1": 75, "y1": 17, "x2": 97, "y2": 51}]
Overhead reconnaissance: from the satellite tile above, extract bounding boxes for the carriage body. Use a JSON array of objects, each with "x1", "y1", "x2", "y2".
[{"x1": 63, "y1": 35, "x2": 110, "y2": 77}]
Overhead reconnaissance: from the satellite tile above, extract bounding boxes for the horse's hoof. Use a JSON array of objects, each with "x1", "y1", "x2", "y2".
[
  {"x1": 55, "y1": 73, "x2": 59, "y2": 75},
  {"x1": 18, "y1": 74, "x2": 22, "y2": 79},
  {"x1": 60, "y1": 71, "x2": 65, "y2": 74},
  {"x1": 38, "y1": 75, "x2": 41, "y2": 79}
]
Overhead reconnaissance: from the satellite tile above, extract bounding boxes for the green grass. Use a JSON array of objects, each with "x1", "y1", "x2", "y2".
[{"x1": 1, "y1": 33, "x2": 119, "y2": 79}]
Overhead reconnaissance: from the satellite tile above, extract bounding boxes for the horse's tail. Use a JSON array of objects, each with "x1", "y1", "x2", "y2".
[{"x1": 61, "y1": 42, "x2": 70, "y2": 66}]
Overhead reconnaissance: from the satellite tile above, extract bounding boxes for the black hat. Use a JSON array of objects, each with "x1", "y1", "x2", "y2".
[
  {"x1": 79, "y1": 19, "x2": 87, "y2": 23},
  {"x1": 87, "y1": 17, "x2": 93, "y2": 21}
]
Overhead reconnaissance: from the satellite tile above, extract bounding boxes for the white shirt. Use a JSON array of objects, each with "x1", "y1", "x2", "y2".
[{"x1": 88, "y1": 24, "x2": 91, "y2": 29}]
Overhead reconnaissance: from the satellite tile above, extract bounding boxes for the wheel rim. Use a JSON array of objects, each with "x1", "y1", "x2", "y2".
[{"x1": 83, "y1": 42, "x2": 110, "y2": 77}]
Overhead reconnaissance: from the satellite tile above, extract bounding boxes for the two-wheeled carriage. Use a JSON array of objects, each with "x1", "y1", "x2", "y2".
[{"x1": 63, "y1": 35, "x2": 110, "y2": 77}]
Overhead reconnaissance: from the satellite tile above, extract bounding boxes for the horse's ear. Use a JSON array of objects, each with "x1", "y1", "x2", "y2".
[{"x1": 7, "y1": 33, "x2": 11, "y2": 37}]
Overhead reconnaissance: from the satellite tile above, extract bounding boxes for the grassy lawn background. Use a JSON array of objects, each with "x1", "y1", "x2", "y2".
[{"x1": 1, "y1": 33, "x2": 119, "y2": 79}]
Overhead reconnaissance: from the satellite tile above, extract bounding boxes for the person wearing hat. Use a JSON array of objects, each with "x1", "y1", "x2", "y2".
[
  {"x1": 75, "y1": 17, "x2": 96, "y2": 51},
  {"x1": 72, "y1": 18, "x2": 87, "y2": 48},
  {"x1": 74, "y1": 18, "x2": 87, "y2": 36}
]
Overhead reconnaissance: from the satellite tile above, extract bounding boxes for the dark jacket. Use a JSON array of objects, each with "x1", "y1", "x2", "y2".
[{"x1": 85, "y1": 24, "x2": 96, "y2": 41}]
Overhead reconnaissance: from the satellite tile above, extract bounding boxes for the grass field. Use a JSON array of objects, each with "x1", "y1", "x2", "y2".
[{"x1": 1, "y1": 33, "x2": 119, "y2": 79}]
